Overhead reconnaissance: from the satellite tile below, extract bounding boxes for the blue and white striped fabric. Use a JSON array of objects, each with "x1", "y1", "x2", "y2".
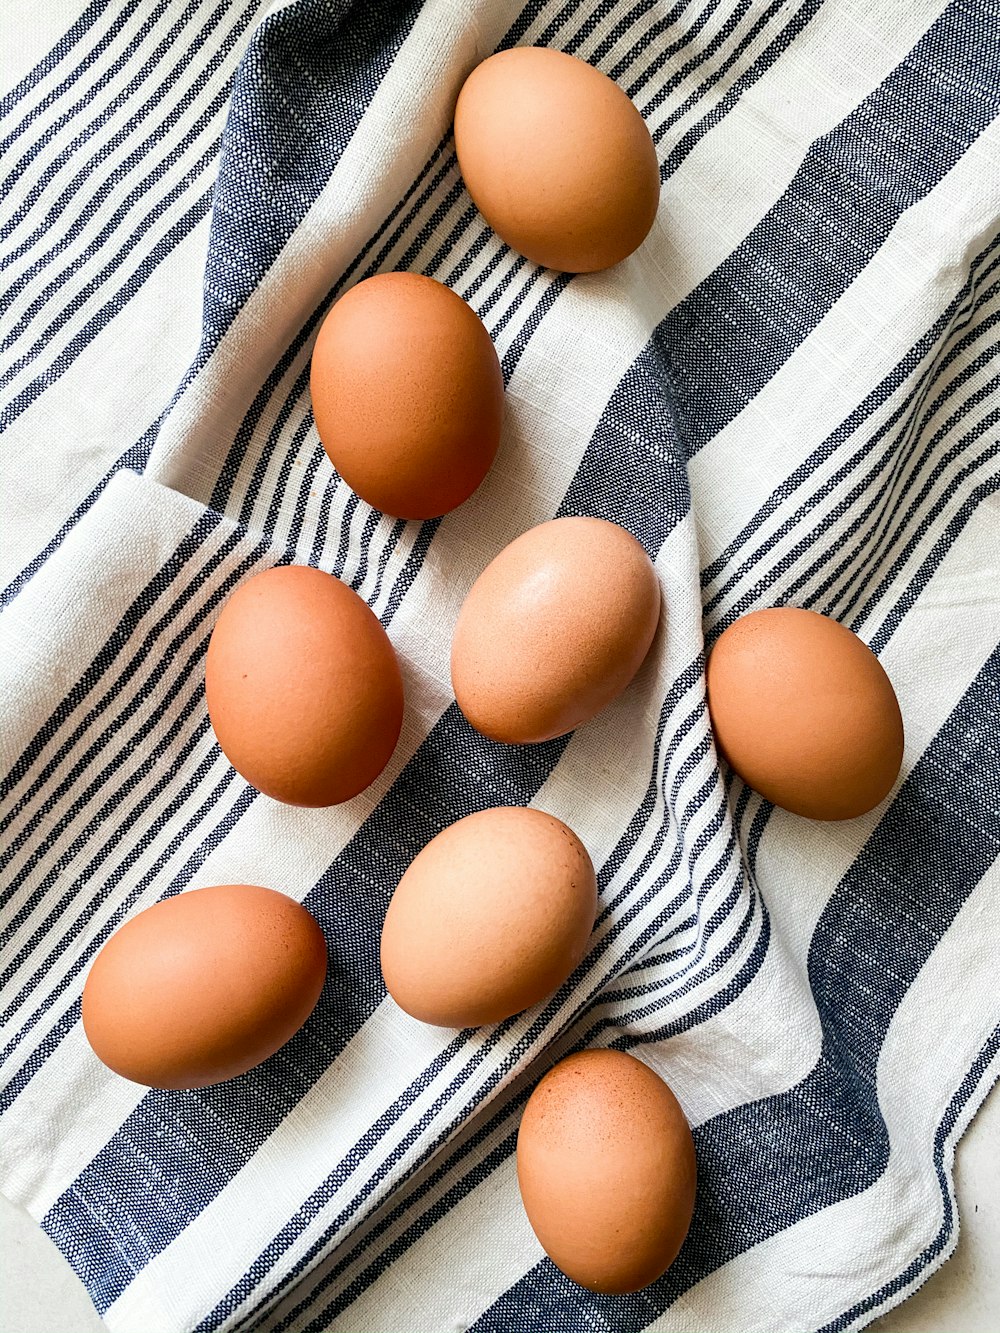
[{"x1": 2, "y1": 1, "x2": 998, "y2": 1330}]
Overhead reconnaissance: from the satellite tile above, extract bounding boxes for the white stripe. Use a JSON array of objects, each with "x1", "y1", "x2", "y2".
[
  {"x1": 0, "y1": 214, "x2": 209, "y2": 591},
  {"x1": 0, "y1": 470, "x2": 213, "y2": 777}
]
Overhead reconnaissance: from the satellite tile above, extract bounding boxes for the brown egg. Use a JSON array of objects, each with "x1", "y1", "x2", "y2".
[
  {"x1": 517, "y1": 1049, "x2": 696, "y2": 1292},
  {"x1": 454, "y1": 48, "x2": 660, "y2": 273},
  {"x1": 205, "y1": 565, "x2": 403, "y2": 807},
  {"x1": 706, "y1": 607, "x2": 904, "y2": 820},
  {"x1": 380, "y1": 807, "x2": 597, "y2": 1027},
  {"x1": 309, "y1": 272, "x2": 504, "y2": 519},
  {"x1": 451, "y1": 516, "x2": 660, "y2": 744},
  {"x1": 81, "y1": 885, "x2": 327, "y2": 1089}
]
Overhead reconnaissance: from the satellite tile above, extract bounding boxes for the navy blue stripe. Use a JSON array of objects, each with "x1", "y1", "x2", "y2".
[
  {"x1": 818, "y1": 1027, "x2": 1000, "y2": 1333},
  {"x1": 0, "y1": 0, "x2": 139, "y2": 138},
  {"x1": 198, "y1": 0, "x2": 422, "y2": 347},
  {"x1": 472, "y1": 642, "x2": 1000, "y2": 1333}
]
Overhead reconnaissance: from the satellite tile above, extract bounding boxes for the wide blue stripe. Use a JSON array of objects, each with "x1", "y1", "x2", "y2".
[
  {"x1": 472, "y1": 642, "x2": 1000, "y2": 1333},
  {"x1": 198, "y1": 0, "x2": 422, "y2": 347},
  {"x1": 818, "y1": 1026, "x2": 1000, "y2": 1333}
]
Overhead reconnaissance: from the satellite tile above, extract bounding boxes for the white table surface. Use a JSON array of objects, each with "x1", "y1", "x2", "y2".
[{"x1": 2, "y1": 1076, "x2": 996, "y2": 1333}]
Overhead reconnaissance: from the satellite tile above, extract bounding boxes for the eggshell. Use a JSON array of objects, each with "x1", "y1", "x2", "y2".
[
  {"x1": 380, "y1": 807, "x2": 597, "y2": 1027},
  {"x1": 454, "y1": 48, "x2": 660, "y2": 273},
  {"x1": 310, "y1": 272, "x2": 504, "y2": 518},
  {"x1": 706, "y1": 606, "x2": 904, "y2": 820},
  {"x1": 205, "y1": 565, "x2": 404, "y2": 807},
  {"x1": 451, "y1": 516, "x2": 660, "y2": 743},
  {"x1": 81, "y1": 884, "x2": 327, "y2": 1089},
  {"x1": 517, "y1": 1049, "x2": 696, "y2": 1292}
]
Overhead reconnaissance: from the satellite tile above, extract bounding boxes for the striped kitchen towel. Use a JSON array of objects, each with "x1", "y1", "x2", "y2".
[{"x1": 2, "y1": 1, "x2": 999, "y2": 1330}]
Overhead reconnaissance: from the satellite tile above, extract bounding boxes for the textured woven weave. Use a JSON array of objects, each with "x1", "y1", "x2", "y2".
[{"x1": 2, "y1": 2, "x2": 999, "y2": 1330}]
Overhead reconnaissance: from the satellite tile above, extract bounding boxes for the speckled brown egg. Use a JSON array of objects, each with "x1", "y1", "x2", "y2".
[
  {"x1": 454, "y1": 48, "x2": 660, "y2": 273},
  {"x1": 451, "y1": 516, "x2": 660, "y2": 743},
  {"x1": 706, "y1": 606, "x2": 904, "y2": 820},
  {"x1": 310, "y1": 272, "x2": 504, "y2": 519},
  {"x1": 517, "y1": 1049, "x2": 697, "y2": 1292},
  {"x1": 205, "y1": 565, "x2": 403, "y2": 807},
  {"x1": 81, "y1": 884, "x2": 327, "y2": 1089},
  {"x1": 380, "y1": 807, "x2": 597, "y2": 1027}
]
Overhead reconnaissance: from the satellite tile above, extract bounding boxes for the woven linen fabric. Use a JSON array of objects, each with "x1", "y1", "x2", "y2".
[{"x1": 2, "y1": 1, "x2": 999, "y2": 1330}]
